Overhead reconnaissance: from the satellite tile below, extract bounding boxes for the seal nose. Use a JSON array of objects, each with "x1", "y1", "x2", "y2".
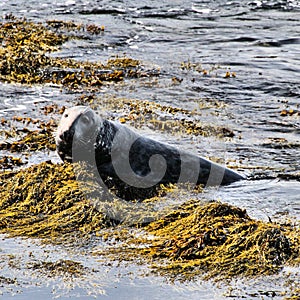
[{"x1": 59, "y1": 128, "x2": 74, "y2": 144}]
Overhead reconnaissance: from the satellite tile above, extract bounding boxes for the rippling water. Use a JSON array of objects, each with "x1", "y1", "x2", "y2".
[{"x1": 0, "y1": 0, "x2": 299, "y2": 299}]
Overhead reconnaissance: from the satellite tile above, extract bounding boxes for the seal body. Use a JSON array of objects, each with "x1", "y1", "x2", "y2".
[{"x1": 56, "y1": 106, "x2": 244, "y2": 199}]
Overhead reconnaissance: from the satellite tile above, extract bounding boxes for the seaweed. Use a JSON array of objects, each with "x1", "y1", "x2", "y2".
[
  {"x1": 0, "y1": 18, "x2": 157, "y2": 89},
  {"x1": 109, "y1": 200, "x2": 297, "y2": 281},
  {"x1": 0, "y1": 161, "x2": 299, "y2": 282},
  {"x1": 0, "y1": 128, "x2": 56, "y2": 152},
  {"x1": 27, "y1": 259, "x2": 87, "y2": 277},
  {"x1": 180, "y1": 61, "x2": 236, "y2": 78},
  {"x1": 0, "y1": 162, "x2": 113, "y2": 239},
  {"x1": 0, "y1": 276, "x2": 17, "y2": 285},
  {"x1": 0, "y1": 112, "x2": 61, "y2": 157},
  {"x1": 76, "y1": 94, "x2": 234, "y2": 138},
  {"x1": 0, "y1": 155, "x2": 25, "y2": 170}
]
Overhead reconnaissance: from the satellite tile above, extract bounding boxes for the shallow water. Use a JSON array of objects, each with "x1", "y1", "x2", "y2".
[
  {"x1": 0, "y1": 235, "x2": 221, "y2": 300},
  {"x1": 0, "y1": 0, "x2": 300, "y2": 298}
]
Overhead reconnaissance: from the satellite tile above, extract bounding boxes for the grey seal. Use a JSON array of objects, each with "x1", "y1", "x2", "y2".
[{"x1": 56, "y1": 106, "x2": 244, "y2": 200}]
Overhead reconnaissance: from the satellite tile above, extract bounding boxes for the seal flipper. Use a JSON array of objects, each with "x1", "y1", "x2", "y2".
[{"x1": 197, "y1": 157, "x2": 245, "y2": 186}]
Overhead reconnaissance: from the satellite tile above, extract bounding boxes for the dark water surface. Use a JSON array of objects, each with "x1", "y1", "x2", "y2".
[{"x1": 0, "y1": 0, "x2": 300, "y2": 299}]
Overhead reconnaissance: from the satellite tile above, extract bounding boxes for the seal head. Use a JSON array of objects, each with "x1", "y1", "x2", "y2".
[{"x1": 56, "y1": 106, "x2": 101, "y2": 162}]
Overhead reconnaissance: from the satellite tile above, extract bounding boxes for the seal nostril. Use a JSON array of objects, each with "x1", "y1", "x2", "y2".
[
  {"x1": 60, "y1": 130, "x2": 73, "y2": 143},
  {"x1": 63, "y1": 131, "x2": 68, "y2": 140}
]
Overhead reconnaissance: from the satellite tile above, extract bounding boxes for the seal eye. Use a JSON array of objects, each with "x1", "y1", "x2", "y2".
[
  {"x1": 81, "y1": 115, "x2": 90, "y2": 125},
  {"x1": 64, "y1": 114, "x2": 68, "y2": 118}
]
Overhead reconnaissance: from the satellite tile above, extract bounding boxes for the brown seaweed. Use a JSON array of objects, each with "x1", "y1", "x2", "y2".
[
  {"x1": 0, "y1": 18, "x2": 157, "y2": 89},
  {"x1": 0, "y1": 162, "x2": 298, "y2": 282}
]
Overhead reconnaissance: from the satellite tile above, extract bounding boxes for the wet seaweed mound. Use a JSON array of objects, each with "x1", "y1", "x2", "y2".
[
  {"x1": 0, "y1": 162, "x2": 113, "y2": 238},
  {"x1": 140, "y1": 200, "x2": 297, "y2": 279},
  {"x1": 0, "y1": 162, "x2": 299, "y2": 281}
]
